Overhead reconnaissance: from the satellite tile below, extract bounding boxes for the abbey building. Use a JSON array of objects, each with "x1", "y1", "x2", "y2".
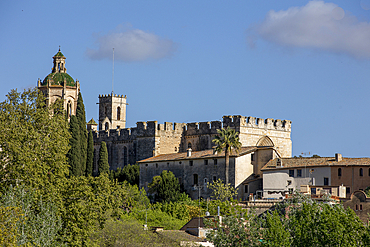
[{"x1": 38, "y1": 49, "x2": 293, "y2": 199}]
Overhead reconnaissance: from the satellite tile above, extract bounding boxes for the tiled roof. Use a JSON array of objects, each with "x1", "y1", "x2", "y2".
[
  {"x1": 262, "y1": 157, "x2": 370, "y2": 171},
  {"x1": 138, "y1": 146, "x2": 257, "y2": 163}
]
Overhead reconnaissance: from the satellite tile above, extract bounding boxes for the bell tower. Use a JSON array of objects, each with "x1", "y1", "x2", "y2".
[
  {"x1": 98, "y1": 94, "x2": 127, "y2": 130},
  {"x1": 38, "y1": 48, "x2": 79, "y2": 120}
]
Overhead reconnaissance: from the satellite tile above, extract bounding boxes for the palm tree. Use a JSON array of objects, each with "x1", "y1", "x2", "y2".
[{"x1": 212, "y1": 127, "x2": 242, "y2": 185}]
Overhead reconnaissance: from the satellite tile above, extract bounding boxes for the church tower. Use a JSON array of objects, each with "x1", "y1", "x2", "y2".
[
  {"x1": 38, "y1": 48, "x2": 80, "y2": 119},
  {"x1": 98, "y1": 94, "x2": 127, "y2": 130}
]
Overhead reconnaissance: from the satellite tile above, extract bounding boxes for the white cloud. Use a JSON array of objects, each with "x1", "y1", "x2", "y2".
[
  {"x1": 86, "y1": 27, "x2": 177, "y2": 62},
  {"x1": 249, "y1": 1, "x2": 370, "y2": 59}
]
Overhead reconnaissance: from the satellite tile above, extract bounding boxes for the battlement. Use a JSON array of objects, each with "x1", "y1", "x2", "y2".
[
  {"x1": 223, "y1": 115, "x2": 291, "y2": 132},
  {"x1": 98, "y1": 93, "x2": 127, "y2": 98},
  {"x1": 93, "y1": 120, "x2": 187, "y2": 143}
]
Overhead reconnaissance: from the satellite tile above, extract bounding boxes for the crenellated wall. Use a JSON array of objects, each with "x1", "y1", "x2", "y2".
[{"x1": 92, "y1": 115, "x2": 292, "y2": 172}]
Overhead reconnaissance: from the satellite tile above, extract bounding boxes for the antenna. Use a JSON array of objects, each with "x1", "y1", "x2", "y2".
[{"x1": 112, "y1": 48, "x2": 114, "y2": 94}]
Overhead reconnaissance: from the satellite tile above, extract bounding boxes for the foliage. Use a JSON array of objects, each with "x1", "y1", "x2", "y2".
[
  {"x1": 1, "y1": 184, "x2": 62, "y2": 246},
  {"x1": 88, "y1": 218, "x2": 189, "y2": 246},
  {"x1": 148, "y1": 170, "x2": 181, "y2": 203},
  {"x1": 205, "y1": 192, "x2": 370, "y2": 247},
  {"x1": 212, "y1": 126, "x2": 242, "y2": 185},
  {"x1": 67, "y1": 115, "x2": 82, "y2": 176},
  {"x1": 110, "y1": 163, "x2": 140, "y2": 186},
  {"x1": 0, "y1": 206, "x2": 21, "y2": 246},
  {"x1": 86, "y1": 130, "x2": 94, "y2": 176},
  {"x1": 59, "y1": 174, "x2": 127, "y2": 246},
  {"x1": 98, "y1": 141, "x2": 109, "y2": 175},
  {"x1": 207, "y1": 178, "x2": 238, "y2": 202},
  {"x1": 76, "y1": 92, "x2": 87, "y2": 174},
  {"x1": 0, "y1": 88, "x2": 70, "y2": 193}
]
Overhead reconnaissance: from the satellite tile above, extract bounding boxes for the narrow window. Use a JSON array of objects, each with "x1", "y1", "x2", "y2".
[
  {"x1": 189, "y1": 160, "x2": 193, "y2": 166},
  {"x1": 214, "y1": 159, "x2": 217, "y2": 165},
  {"x1": 123, "y1": 147, "x2": 128, "y2": 166},
  {"x1": 360, "y1": 204, "x2": 363, "y2": 211},
  {"x1": 324, "y1": 177, "x2": 329, "y2": 186},
  {"x1": 204, "y1": 178, "x2": 208, "y2": 185},
  {"x1": 58, "y1": 62, "x2": 60, "y2": 71},
  {"x1": 288, "y1": 188, "x2": 293, "y2": 194},
  {"x1": 193, "y1": 174, "x2": 198, "y2": 185},
  {"x1": 338, "y1": 168, "x2": 342, "y2": 177},
  {"x1": 204, "y1": 160, "x2": 208, "y2": 165},
  {"x1": 289, "y1": 170, "x2": 294, "y2": 177},
  {"x1": 356, "y1": 205, "x2": 358, "y2": 211},
  {"x1": 213, "y1": 176, "x2": 217, "y2": 182},
  {"x1": 175, "y1": 147, "x2": 177, "y2": 152},
  {"x1": 297, "y1": 169, "x2": 302, "y2": 177},
  {"x1": 244, "y1": 185, "x2": 249, "y2": 194},
  {"x1": 117, "y1": 107, "x2": 121, "y2": 120},
  {"x1": 360, "y1": 168, "x2": 363, "y2": 177},
  {"x1": 188, "y1": 142, "x2": 192, "y2": 149},
  {"x1": 105, "y1": 122, "x2": 109, "y2": 130},
  {"x1": 346, "y1": 187, "x2": 351, "y2": 195},
  {"x1": 156, "y1": 163, "x2": 158, "y2": 168}
]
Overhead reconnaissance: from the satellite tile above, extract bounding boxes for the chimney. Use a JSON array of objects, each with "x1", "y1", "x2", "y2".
[
  {"x1": 335, "y1": 153, "x2": 342, "y2": 162},
  {"x1": 187, "y1": 148, "x2": 192, "y2": 157}
]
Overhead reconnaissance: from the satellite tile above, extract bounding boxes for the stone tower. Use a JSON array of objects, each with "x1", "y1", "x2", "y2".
[
  {"x1": 98, "y1": 94, "x2": 127, "y2": 130},
  {"x1": 37, "y1": 48, "x2": 80, "y2": 119}
]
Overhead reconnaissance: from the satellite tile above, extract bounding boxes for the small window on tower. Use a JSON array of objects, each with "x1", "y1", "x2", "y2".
[
  {"x1": 117, "y1": 107, "x2": 121, "y2": 120},
  {"x1": 105, "y1": 122, "x2": 109, "y2": 130},
  {"x1": 188, "y1": 142, "x2": 192, "y2": 149}
]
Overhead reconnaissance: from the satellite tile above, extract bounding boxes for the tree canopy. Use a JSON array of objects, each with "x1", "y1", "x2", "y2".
[
  {"x1": 98, "y1": 141, "x2": 109, "y2": 175},
  {"x1": 148, "y1": 170, "x2": 181, "y2": 203},
  {"x1": 0, "y1": 88, "x2": 70, "y2": 192}
]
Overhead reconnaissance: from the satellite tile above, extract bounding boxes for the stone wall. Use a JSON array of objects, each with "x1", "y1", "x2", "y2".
[{"x1": 93, "y1": 115, "x2": 292, "y2": 172}]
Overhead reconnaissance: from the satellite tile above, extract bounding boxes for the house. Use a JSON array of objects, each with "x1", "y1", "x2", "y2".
[{"x1": 261, "y1": 153, "x2": 370, "y2": 199}]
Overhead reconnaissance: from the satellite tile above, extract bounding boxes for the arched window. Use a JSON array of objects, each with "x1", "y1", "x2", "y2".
[
  {"x1": 105, "y1": 122, "x2": 109, "y2": 130},
  {"x1": 123, "y1": 147, "x2": 128, "y2": 166},
  {"x1": 360, "y1": 168, "x2": 363, "y2": 177},
  {"x1": 188, "y1": 142, "x2": 192, "y2": 149},
  {"x1": 117, "y1": 107, "x2": 121, "y2": 120},
  {"x1": 338, "y1": 168, "x2": 342, "y2": 177}
]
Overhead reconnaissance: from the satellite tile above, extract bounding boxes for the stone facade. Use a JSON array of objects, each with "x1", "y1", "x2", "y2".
[
  {"x1": 92, "y1": 115, "x2": 292, "y2": 173},
  {"x1": 138, "y1": 147, "x2": 277, "y2": 200}
]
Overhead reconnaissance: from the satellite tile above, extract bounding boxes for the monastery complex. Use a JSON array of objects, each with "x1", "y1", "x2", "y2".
[{"x1": 38, "y1": 49, "x2": 370, "y2": 214}]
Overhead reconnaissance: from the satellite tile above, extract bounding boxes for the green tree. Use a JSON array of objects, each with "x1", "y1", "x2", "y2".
[
  {"x1": 98, "y1": 141, "x2": 109, "y2": 175},
  {"x1": 76, "y1": 92, "x2": 87, "y2": 175},
  {"x1": 67, "y1": 115, "x2": 82, "y2": 176},
  {"x1": 207, "y1": 178, "x2": 237, "y2": 202},
  {"x1": 148, "y1": 170, "x2": 181, "y2": 203},
  {"x1": 86, "y1": 130, "x2": 94, "y2": 176},
  {"x1": 112, "y1": 164, "x2": 140, "y2": 185},
  {"x1": 212, "y1": 126, "x2": 242, "y2": 185},
  {"x1": 0, "y1": 88, "x2": 70, "y2": 192}
]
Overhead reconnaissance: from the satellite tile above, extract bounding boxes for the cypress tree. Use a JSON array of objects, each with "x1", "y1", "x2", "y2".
[
  {"x1": 67, "y1": 115, "x2": 81, "y2": 176},
  {"x1": 76, "y1": 92, "x2": 87, "y2": 175},
  {"x1": 86, "y1": 130, "x2": 94, "y2": 176},
  {"x1": 98, "y1": 141, "x2": 109, "y2": 176}
]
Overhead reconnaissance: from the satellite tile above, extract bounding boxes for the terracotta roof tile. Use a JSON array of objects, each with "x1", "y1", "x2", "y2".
[
  {"x1": 138, "y1": 146, "x2": 257, "y2": 163},
  {"x1": 262, "y1": 157, "x2": 370, "y2": 171}
]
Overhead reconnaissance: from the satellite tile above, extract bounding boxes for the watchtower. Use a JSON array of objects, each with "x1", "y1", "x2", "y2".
[{"x1": 98, "y1": 94, "x2": 127, "y2": 130}]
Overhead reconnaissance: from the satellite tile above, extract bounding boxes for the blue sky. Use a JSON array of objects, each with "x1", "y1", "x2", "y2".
[{"x1": 1, "y1": 0, "x2": 369, "y2": 158}]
